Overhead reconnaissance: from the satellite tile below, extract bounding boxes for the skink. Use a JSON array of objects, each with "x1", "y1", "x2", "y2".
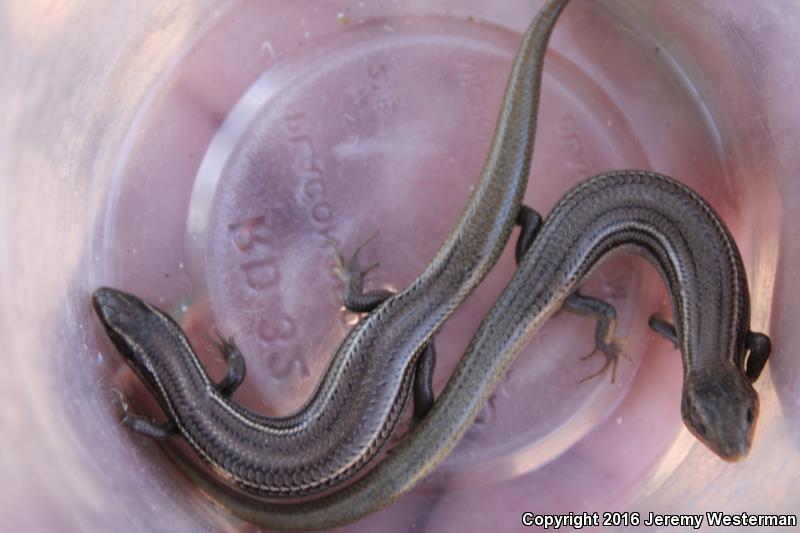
[
  {"x1": 164, "y1": 171, "x2": 771, "y2": 531},
  {"x1": 93, "y1": 0, "x2": 572, "y2": 500}
]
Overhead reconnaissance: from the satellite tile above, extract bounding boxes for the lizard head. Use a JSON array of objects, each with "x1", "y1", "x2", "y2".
[
  {"x1": 92, "y1": 286, "x2": 184, "y2": 393},
  {"x1": 681, "y1": 368, "x2": 759, "y2": 461}
]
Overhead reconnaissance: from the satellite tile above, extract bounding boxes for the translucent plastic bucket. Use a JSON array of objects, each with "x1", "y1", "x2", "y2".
[{"x1": 2, "y1": 1, "x2": 798, "y2": 531}]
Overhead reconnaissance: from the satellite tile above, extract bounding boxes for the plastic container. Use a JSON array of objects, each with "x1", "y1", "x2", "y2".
[{"x1": 1, "y1": 1, "x2": 798, "y2": 531}]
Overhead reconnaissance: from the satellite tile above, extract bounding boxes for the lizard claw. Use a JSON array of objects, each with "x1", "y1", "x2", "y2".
[
  {"x1": 577, "y1": 337, "x2": 625, "y2": 384},
  {"x1": 326, "y1": 233, "x2": 381, "y2": 285},
  {"x1": 202, "y1": 328, "x2": 238, "y2": 363}
]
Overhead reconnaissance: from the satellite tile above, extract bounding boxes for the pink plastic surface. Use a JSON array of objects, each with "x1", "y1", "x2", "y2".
[{"x1": 1, "y1": 1, "x2": 798, "y2": 532}]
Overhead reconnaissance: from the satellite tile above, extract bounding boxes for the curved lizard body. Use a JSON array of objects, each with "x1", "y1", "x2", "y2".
[
  {"x1": 93, "y1": 0, "x2": 572, "y2": 500},
  {"x1": 165, "y1": 170, "x2": 771, "y2": 531}
]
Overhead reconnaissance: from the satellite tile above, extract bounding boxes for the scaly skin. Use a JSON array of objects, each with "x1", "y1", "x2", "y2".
[
  {"x1": 93, "y1": 0, "x2": 573, "y2": 504},
  {"x1": 160, "y1": 171, "x2": 770, "y2": 531}
]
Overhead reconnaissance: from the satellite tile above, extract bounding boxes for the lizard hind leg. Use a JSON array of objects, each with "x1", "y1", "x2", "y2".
[{"x1": 564, "y1": 291, "x2": 626, "y2": 384}]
